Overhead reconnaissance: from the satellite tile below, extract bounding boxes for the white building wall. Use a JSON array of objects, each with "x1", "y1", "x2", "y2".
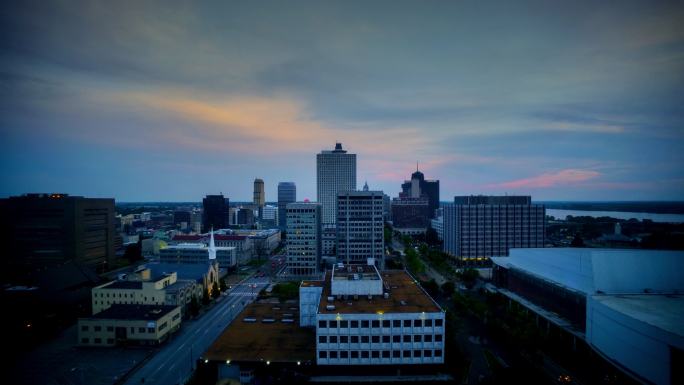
[
  {"x1": 586, "y1": 296, "x2": 684, "y2": 385},
  {"x1": 315, "y1": 311, "x2": 445, "y2": 365}
]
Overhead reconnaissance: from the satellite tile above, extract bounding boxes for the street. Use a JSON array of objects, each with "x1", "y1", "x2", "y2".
[{"x1": 123, "y1": 275, "x2": 270, "y2": 385}]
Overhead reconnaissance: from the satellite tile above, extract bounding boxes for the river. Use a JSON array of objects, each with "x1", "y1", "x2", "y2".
[{"x1": 546, "y1": 209, "x2": 684, "y2": 223}]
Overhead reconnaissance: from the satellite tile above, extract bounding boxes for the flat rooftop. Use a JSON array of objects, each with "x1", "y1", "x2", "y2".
[
  {"x1": 592, "y1": 294, "x2": 684, "y2": 337},
  {"x1": 88, "y1": 304, "x2": 178, "y2": 321},
  {"x1": 204, "y1": 302, "x2": 315, "y2": 363},
  {"x1": 332, "y1": 264, "x2": 380, "y2": 281},
  {"x1": 100, "y1": 281, "x2": 142, "y2": 290},
  {"x1": 319, "y1": 270, "x2": 441, "y2": 314}
]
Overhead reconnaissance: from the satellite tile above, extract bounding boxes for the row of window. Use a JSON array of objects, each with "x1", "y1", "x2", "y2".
[
  {"x1": 82, "y1": 337, "x2": 114, "y2": 344},
  {"x1": 81, "y1": 325, "x2": 156, "y2": 333},
  {"x1": 319, "y1": 319, "x2": 443, "y2": 329},
  {"x1": 319, "y1": 349, "x2": 443, "y2": 359},
  {"x1": 319, "y1": 334, "x2": 443, "y2": 343}
]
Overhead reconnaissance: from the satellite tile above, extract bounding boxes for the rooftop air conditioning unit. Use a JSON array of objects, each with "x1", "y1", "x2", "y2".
[{"x1": 326, "y1": 305, "x2": 335, "y2": 311}]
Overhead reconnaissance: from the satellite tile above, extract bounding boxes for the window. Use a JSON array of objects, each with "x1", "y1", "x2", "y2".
[
  {"x1": 382, "y1": 320, "x2": 390, "y2": 328},
  {"x1": 403, "y1": 350, "x2": 411, "y2": 358},
  {"x1": 330, "y1": 351, "x2": 338, "y2": 359},
  {"x1": 329, "y1": 320, "x2": 338, "y2": 328},
  {"x1": 371, "y1": 351, "x2": 380, "y2": 358},
  {"x1": 424, "y1": 350, "x2": 432, "y2": 357},
  {"x1": 130, "y1": 327, "x2": 135, "y2": 334},
  {"x1": 425, "y1": 334, "x2": 433, "y2": 342},
  {"x1": 361, "y1": 336, "x2": 369, "y2": 343},
  {"x1": 414, "y1": 335, "x2": 422, "y2": 342},
  {"x1": 425, "y1": 319, "x2": 433, "y2": 327},
  {"x1": 81, "y1": 338, "x2": 89, "y2": 344},
  {"x1": 393, "y1": 335, "x2": 400, "y2": 343},
  {"x1": 107, "y1": 326, "x2": 114, "y2": 332},
  {"x1": 393, "y1": 320, "x2": 401, "y2": 327},
  {"x1": 415, "y1": 320, "x2": 423, "y2": 328},
  {"x1": 382, "y1": 350, "x2": 390, "y2": 358},
  {"x1": 107, "y1": 338, "x2": 114, "y2": 344},
  {"x1": 371, "y1": 320, "x2": 380, "y2": 328},
  {"x1": 94, "y1": 338, "x2": 102, "y2": 344},
  {"x1": 435, "y1": 319, "x2": 443, "y2": 327},
  {"x1": 403, "y1": 335, "x2": 411, "y2": 342},
  {"x1": 319, "y1": 351, "x2": 327, "y2": 359},
  {"x1": 340, "y1": 351, "x2": 348, "y2": 358},
  {"x1": 351, "y1": 351, "x2": 359, "y2": 358},
  {"x1": 403, "y1": 320, "x2": 411, "y2": 327},
  {"x1": 350, "y1": 320, "x2": 359, "y2": 328},
  {"x1": 81, "y1": 325, "x2": 89, "y2": 331},
  {"x1": 94, "y1": 326, "x2": 102, "y2": 332},
  {"x1": 319, "y1": 320, "x2": 327, "y2": 328},
  {"x1": 361, "y1": 320, "x2": 369, "y2": 328},
  {"x1": 340, "y1": 320, "x2": 348, "y2": 328},
  {"x1": 435, "y1": 349, "x2": 442, "y2": 357},
  {"x1": 361, "y1": 351, "x2": 369, "y2": 358},
  {"x1": 382, "y1": 335, "x2": 390, "y2": 343},
  {"x1": 147, "y1": 328, "x2": 155, "y2": 333},
  {"x1": 351, "y1": 336, "x2": 359, "y2": 343},
  {"x1": 393, "y1": 350, "x2": 401, "y2": 358},
  {"x1": 319, "y1": 336, "x2": 327, "y2": 343},
  {"x1": 435, "y1": 334, "x2": 443, "y2": 342},
  {"x1": 329, "y1": 336, "x2": 338, "y2": 343},
  {"x1": 371, "y1": 336, "x2": 379, "y2": 343},
  {"x1": 340, "y1": 336, "x2": 348, "y2": 343},
  {"x1": 139, "y1": 327, "x2": 146, "y2": 333}
]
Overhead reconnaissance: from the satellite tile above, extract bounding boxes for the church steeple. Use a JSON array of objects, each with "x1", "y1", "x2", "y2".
[
  {"x1": 363, "y1": 181, "x2": 369, "y2": 191},
  {"x1": 208, "y1": 227, "x2": 217, "y2": 260}
]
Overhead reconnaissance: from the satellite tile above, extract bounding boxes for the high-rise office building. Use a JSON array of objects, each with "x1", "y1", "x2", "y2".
[
  {"x1": 253, "y1": 178, "x2": 265, "y2": 208},
  {"x1": 317, "y1": 143, "x2": 356, "y2": 224},
  {"x1": 337, "y1": 190, "x2": 385, "y2": 268},
  {"x1": 400, "y1": 166, "x2": 439, "y2": 218},
  {"x1": 277, "y1": 182, "x2": 296, "y2": 229},
  {"x1": 202, "y1": 194, "x2": 230, "y2": 232},
  {"x1": 0, "y1": 193, "x2": 116, "y2": 274},
  {"x1": 391, "y1": 197, "x2": 431, "y2": 235},
  {"x1": 286, "y1": 202, "x2": 321, "y2": 276},
  {"x1": 443, "y1": 195, "x2": 545, "y2": 264}
]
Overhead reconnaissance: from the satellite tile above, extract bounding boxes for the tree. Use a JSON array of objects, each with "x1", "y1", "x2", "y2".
[
  {"x1": 421, "y1": 279, "x2": 439, "y2": 298},
  {"x1": 441, "y1": 281, "x2": 455, "y2": 297},
  {"x1": 202, "y1": 288, "x2": 210, "y2": 305},
  {"x1": 461, "y1": 268, "x2": 479, "y2": 289},
  {"x1": 571, "y1": 233, "x2": 585, "y2": 247},
  {"x1": 211, "y1": 282, "x2": 220, "y2": 299},
  {"x1": 189, "y1": 295, "x2": 199, "y2": 317}
]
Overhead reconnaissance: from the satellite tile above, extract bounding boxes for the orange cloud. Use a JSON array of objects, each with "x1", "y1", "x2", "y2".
[{"x1": 493, "y1": 169, "x2": 601, "y2": 189}]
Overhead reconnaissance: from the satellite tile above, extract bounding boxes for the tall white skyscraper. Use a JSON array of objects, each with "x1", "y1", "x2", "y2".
[
  {"x1": 286, "y1": 202, "x2": 322, "y2": 276},
  {"x1": 317, "y1": 142, "x2": 356, "y2": 224}
]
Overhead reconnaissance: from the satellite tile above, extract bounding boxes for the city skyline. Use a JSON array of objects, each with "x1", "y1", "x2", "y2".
[{"x1": 2, "y1": 1, "x2": 683, "y2": 202}]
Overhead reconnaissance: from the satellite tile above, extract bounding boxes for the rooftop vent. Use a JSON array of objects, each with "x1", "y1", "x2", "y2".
[
  {"x1": 262, "y1": 318, "x2": 275, "y2": 323},
  {"x1": 282, "y1": 313, "x2": 294, "y2": 318},
  {"x1": 367, "y1": 295, "x2": 373, "y2": 300},
  {"x1": 400, "y1": 300, "x2": 407, "y2": 306},
  {"x1": 327, "y1": 296, "x2": 334, "y2": 302},
  {"x1": 326, "y1": 305, "x2": 335, "y2": 311},
  {"x1": 150, "y1": 309, "x2": 162, "y2": 314},
  {"x1": 281, "y1": 319, "x2": 294, "y2": 323},
  {"x1": 383, "y1": 292, "x2": 389, "y2": 299},
  {"x1": 243, "y1": 318, "x2": 257, "y2": 323},
  {"x1": 272, "y1": 306, "x2": 281, "y2": 310}
]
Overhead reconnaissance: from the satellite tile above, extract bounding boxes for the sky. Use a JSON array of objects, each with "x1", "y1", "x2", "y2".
[{"x1": 1, "y1": 0, "x2": 683, "y2": 202}]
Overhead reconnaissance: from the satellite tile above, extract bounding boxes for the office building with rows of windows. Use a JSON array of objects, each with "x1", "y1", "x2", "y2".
[
  {"x1": 444, "y1": 195, "x2": 545, "y2": 265},
  {"x1": 337, "y1": 190, "x2": 385, "y2": 269},
  {"x1": 317, "y1": 142, "x2": 356, "y2": 225},
  {"x1": 286, "y1": 202, "x2": 322, "y2": 276},
  {"x1": 301, "y1": 264, "x2": 445, "y2": 365}
]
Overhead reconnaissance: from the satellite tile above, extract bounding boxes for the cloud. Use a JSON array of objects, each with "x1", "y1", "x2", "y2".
[{"x1": 492, "y1": 169, "x2": 601, "y2": 189}]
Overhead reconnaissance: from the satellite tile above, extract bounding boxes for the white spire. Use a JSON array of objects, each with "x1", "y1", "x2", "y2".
[{"x1": 208, "y1": 227, "x2": 217, "y2": 260}]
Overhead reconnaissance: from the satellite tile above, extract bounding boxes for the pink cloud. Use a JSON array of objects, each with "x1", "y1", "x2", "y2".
[{"x1": 493, "y1": 169, "x2": 601, "y2": 189}]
